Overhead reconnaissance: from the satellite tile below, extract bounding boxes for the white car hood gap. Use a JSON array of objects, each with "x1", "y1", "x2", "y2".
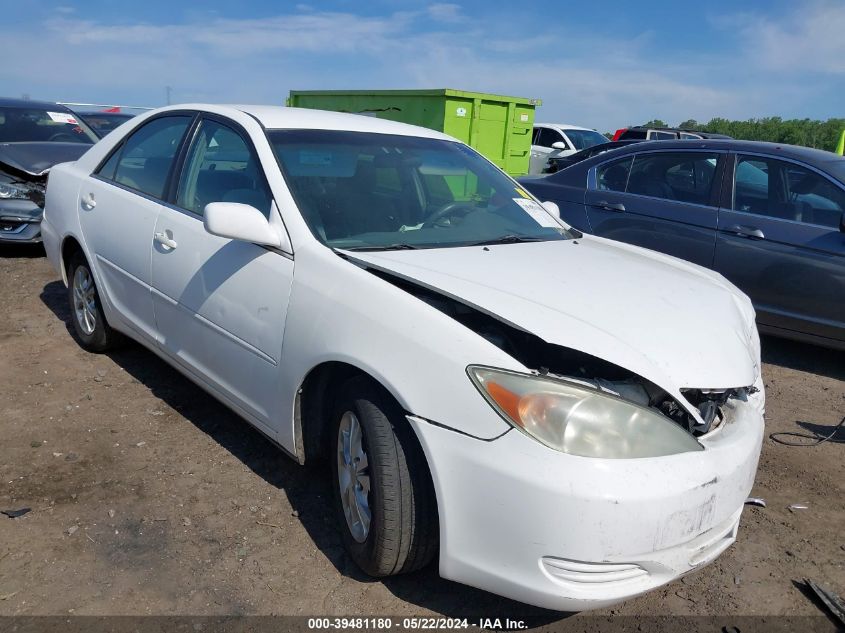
[{"x1": 341, "y1": 238, "x2": 758, "y2": 407}]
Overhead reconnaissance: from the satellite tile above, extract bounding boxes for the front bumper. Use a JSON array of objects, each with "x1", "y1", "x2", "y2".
[
  {"x1": 409, "y1": 388, "x2": 765, "y2": 611},
  {"x1": 0, "y1": 199, "x2": 43, "y2": 243}
]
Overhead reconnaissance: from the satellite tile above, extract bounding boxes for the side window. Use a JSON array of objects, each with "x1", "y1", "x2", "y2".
[
  {"x1": 734, "y1": 155, "x2": 845, "y2": 228},
  {"x1": 596, "y1": 156, "x2": 633, "y2": 192},
  {"x1": 531, "y1": 127, "x2": 542, "y2": 144},
  {"x1": 105, "y1": 116, "x2": 191, "y2": 199},
  {"x1": 627, "y1": 152, "x2": 719, "y2": 204},
  {"x1": 649, "y1": 130, "x2": 676, "y2": 140},
  {"x1": 619, "y1": 129, "x2": 647, "y2": 140},
  {"x1": 96, "y1": 146, "x2": 122, "y2": 181},
  {"x1": 537, "y1": 128, "x2": 566, "y2": 148},
  {"x1": 177, "y1": 119, "x2": 273, "y2": 217}
]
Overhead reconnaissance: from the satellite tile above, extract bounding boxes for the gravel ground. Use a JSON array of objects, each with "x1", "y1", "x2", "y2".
[{"x1": 0, "y1": 244, "x2": 842, "y2": 629}]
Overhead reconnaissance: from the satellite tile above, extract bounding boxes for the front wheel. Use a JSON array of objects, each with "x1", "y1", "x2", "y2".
[
  {"x1": 66, "y1": 252, "x2": 122, "y2": 352},
  {"x1": 331, "y1": 376, "x2": 438, "y2": 576}
]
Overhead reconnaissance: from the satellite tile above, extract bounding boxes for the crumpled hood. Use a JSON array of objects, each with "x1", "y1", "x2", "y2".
[
  {"x1": 343, "y1": 236, "x2": 759, "y2": 396},
  {"x1": 0, "y1": 142, "x2": 91, "y2": 177}
]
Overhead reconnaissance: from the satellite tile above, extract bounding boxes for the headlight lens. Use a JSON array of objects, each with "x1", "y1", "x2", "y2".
[
  {"x1": 0, "y1": 179, "x2": 42, "y2": 204},
  {"x1": 0, "y1": 182, "x2": 30, "y2": 199},
  {"x1": 468, "y1": 366, "x2": 703, "y2": 459}
]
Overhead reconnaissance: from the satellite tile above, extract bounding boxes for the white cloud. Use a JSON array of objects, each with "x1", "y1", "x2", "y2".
[
  {"x1": 727, "y1": 0, "x2": 845, "y2": 74},
  {"x1": 426, "y1": 3, "x2": 464, "y2": 23},
  {"x1": 1, "y1": 3, "x2": 841, "y2": 129}
]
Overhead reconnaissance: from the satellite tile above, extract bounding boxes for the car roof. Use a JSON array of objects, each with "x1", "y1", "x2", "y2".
[
  {"x1": 554, "y1": 140, "x2": 641, "y2": 157},
  {"x1": 627, "y1": 138, "x2": 842, "y2": 163},
  {"x1": 0, "y1": 97, "x2": 72, "y2": 111},
  {"x1": 152, "y1": 104, "x2": 457, "y2": 141},
  {"x1": 625, "y1": 126, "x2": 731, "y2": 139},
  {"x1": 555, "y1": 138, "x2": 845, "y2": 177},
  {"x1": 537, "y1": 123, "x2": 593, "y2": 131},
  {"x1": 76, "y1": 111, "x2": 134, "y2": 117}
]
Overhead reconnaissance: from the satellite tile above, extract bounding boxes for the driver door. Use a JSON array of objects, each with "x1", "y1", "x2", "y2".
[{"x1": 150, "y1": 116, "x2": 294, "y2": 434}]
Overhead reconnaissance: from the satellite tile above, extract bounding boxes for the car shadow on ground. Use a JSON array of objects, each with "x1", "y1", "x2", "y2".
[
  {"x1": 39, "y1": 280, "x2": 566, "y2": 625},
  {"x1": 760, "y1": 335, "x2": 844, "y2": 382},
  {"x1": 0, "y1": 243, "x2": 46, "y2": 259}
]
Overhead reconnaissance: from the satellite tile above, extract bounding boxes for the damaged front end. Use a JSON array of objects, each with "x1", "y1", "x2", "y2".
[
  {"x1": 368, "y1": 267, "x2": 757, "y2": 445},
  {"x1": 0, "y1": 141, "x2": 90, "y2": 243},
  {"x1": 0, "y1": 167, "x2": 46, "y2": 242}
]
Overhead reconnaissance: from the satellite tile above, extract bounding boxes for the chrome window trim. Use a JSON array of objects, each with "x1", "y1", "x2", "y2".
[
  {"x1": 732, "y1": 151, "x2": 845, "y2": 231},
  {"x1": 587, "y1": 148, "x2": 726, "y2": 210}
]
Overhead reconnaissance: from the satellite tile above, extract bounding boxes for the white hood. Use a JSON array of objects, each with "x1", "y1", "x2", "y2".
[{"x1": 343, "y1": 236, "x2": 759, "y2": 399}]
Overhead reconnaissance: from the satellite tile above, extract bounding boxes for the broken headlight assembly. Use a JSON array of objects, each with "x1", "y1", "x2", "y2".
[
  {"x1": 468, "y1": 366, "x2": 703, "y2": 459},
  {"x1": 0, "y1": 176, "x2": 45, "y2": 207}
]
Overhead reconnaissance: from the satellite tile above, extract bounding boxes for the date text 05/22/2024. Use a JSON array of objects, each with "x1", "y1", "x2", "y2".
[{"x1": 306, "y1": 618, "x2": 528, "y2": 630}]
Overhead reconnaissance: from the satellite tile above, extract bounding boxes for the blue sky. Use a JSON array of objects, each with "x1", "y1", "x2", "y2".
[{"x1": 3, "y1": 0, "x2": 844, "y2": 131}]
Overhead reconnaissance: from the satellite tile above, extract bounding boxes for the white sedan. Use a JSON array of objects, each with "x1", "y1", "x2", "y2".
[{"x1": 42, "y1": 104, "x2": 765, "y2": 611}]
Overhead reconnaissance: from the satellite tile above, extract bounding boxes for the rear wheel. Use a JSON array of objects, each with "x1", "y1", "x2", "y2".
[
  {"x1": 331, "y1": 376, "x2": 437, "y2": 576},
  {"x1": 66, "y1": 252, "x2": 122, "y2": 352}
]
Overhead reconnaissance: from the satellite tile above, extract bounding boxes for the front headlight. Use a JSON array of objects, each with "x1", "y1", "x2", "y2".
[
  {"x1": 0, "y1": 182, "x2": 30, "y2": 199},
  {"x1": 468, "y1": 366, "x2": 703, "y2": 459},
  {"x1": 0, "y1": 179, "x2": 43, "y2": 205}
]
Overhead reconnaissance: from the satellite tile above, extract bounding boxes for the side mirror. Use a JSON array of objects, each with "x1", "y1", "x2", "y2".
[
  {"x1": 204, "y1": 202, "x2": 282, "y2": 248},
  {"x1": 840, "y1": 211, "x2": 845, "y2": 233},
  {"x1": 551, "y1": 141, "x2": 568, "y2": 150},
  {"x1": 541, "y1": 201, "x2": 561, "y2": 219}
]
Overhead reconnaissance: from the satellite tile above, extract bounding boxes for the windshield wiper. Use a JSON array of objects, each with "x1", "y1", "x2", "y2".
[
  {"x1": 345, "y1": 243, "x2": 421, "y2": 252},
  {"x1": 465, "y1": 235, "x2": 546, "y2": 247}
]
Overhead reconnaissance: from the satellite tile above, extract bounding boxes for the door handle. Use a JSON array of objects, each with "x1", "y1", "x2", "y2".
[
  {"x1": 592, "y1": 200, "x2": 626, "y2": 212},
  {"x1": 154, "y1": 231, "x2": 178, "y2": 249},
  {"x1": 80, "y1": 192, "x2": 96, "y2": 210},
  {"x1": 725, "y1": 224, "x2": 765, "y2": 239}
]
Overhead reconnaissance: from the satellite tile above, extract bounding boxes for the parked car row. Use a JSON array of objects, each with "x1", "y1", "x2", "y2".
[
  {"x1": 528, "y1": 124, "x2": 734, "y2": 175},
  {"x1": 36, "y1": 103, "x2": 768, "y2": 612},
  {"x1": 612, "y1": 126, "x2": 732, "y2": 142},
  {"x1": 543, "y1": 139, "x2": 644, "y2": 173},
  {"x1": 528, "y1": 123, "x2": 610, "y2": 174}
]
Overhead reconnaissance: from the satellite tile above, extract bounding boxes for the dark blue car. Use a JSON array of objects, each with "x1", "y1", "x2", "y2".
[{"x1": 519, "y1": 139, "x2": 845, "y2": 350}]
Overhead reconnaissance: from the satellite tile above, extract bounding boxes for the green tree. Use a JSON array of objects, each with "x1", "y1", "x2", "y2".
[{"x1": 636, "y1": 116, "x2": 845, "y2": 151}]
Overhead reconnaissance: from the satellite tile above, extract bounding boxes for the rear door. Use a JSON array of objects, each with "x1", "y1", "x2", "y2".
[
  {"x1": 584, "y1": 150, "x2": 724, "y2": 267},
  {"x1": 715, "y1": 153, "x2": 845, "y2": 343},
  {"x1": 79, "y1": 114, "x2": 194, "y2": 342}
]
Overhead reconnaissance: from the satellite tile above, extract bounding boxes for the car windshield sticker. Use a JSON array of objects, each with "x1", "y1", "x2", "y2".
[
  {"x1": 513, "y1": 198, "x2": 559, "y2": 227},
  {"x1": 47, "y1": 111, "x2": 78, "y2": 125}
]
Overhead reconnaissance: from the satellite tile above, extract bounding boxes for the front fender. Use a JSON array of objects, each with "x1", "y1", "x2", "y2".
[{"x1": 276, "y1": 244, "x2": 518, "y2": 448}]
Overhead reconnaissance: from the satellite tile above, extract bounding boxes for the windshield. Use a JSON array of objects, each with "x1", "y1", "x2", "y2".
[
  {"x1": 563, "y1": 129, "x2": 607, "y2": 150},
  {"x1": 0, "y1": 107, "x2": 97, "y2": 144},
  {"x1": 268, "y1": 130, "x2": 573, "y2": 250}
]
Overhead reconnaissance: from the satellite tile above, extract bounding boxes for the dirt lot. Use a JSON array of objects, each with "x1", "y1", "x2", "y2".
[{"x1": 0, "y1": 244, "x2": 843, "y2": 626}]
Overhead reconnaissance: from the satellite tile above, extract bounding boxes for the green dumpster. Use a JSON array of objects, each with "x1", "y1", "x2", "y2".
[
  {"x1": 836, "y1": 129, "x2": 844, "y2": 156},
  {"x1": 286, "y1": 89, "x2": 541, "y2": 176}
]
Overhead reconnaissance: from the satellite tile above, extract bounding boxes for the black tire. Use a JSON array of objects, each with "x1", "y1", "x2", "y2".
[
  {"x1": 331, "y1": 376, "x2": 438, "y2": 576},
  {"x1": 66, "y1": 251, "x2": 122, "y2": 352}
]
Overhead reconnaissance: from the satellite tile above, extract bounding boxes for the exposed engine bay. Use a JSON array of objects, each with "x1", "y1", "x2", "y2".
[{"x1": 369, "y1": 267, "x2": 757, "y2": 437}]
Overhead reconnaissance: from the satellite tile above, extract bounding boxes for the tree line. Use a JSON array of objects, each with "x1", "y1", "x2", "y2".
[{"x1": 610, "y1": 117, "x2": 845, "y2": 152}]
